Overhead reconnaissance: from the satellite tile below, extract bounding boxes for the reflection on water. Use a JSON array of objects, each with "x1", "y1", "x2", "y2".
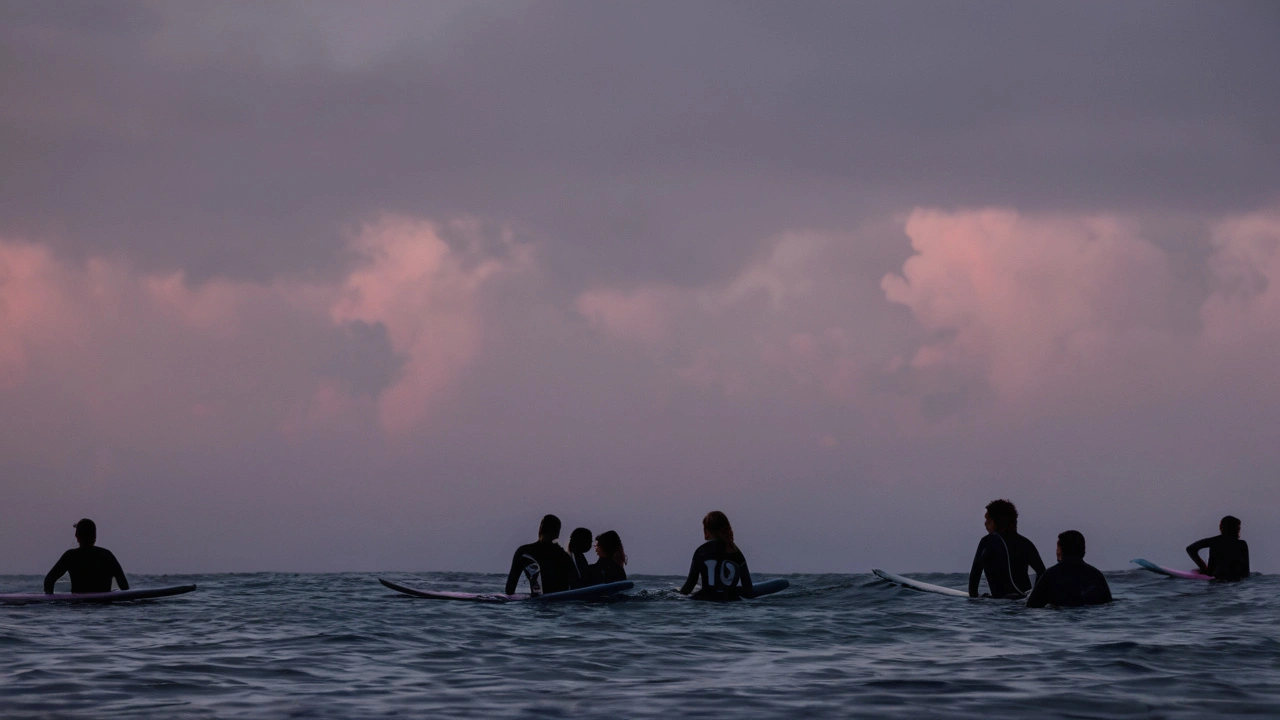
[{"x1": 2, "y1": 572, "x2": 1277, "y2": 718}]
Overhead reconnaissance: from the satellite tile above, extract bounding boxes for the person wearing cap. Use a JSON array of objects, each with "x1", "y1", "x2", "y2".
[{"x1": 44, "y1": 519, "x2": 129, "y2": 594}]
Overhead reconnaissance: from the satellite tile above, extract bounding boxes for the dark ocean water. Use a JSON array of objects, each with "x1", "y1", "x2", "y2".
[{"x1": 2, "y1": 571, "x2": 1277, "y2": 718}]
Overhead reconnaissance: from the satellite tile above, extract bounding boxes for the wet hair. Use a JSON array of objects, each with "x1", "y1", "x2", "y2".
[
  {"x1": 74, "y1": 518, "x2": 97, "y2": 545},
  {"x1": 595, "y1": 530, "x2": 627, "y2": 567},
  {"x1": 1221, "y1": 515, "x2": 1241, "y2": 538},
  {"x1": 1058, "y1": 530, "x2": 1086, "y2": 560},
  {"x1": 568, "y1": 527, "x2": 593, "y2": 553},
  {"x1": 538, "y1": 514, "x2": 562, "y2": 541},
  {"x1": 985, "y1": 499, "x2": 1018, "y2": 533},
  {"x1": 702, "y1": 511, "x2": 739, "y2": 555}
]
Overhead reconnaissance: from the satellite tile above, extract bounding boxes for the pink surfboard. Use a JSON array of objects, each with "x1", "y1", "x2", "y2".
[{"x1": 1131, "y1": 559, "x2": 1212, "y2": 580}]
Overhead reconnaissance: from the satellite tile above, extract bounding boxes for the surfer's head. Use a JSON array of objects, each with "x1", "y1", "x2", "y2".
[
  {"x1": 985, "y1": 499, "x2": 1018, "y2": 534},
  {"x1": 595, "y1": 530, "x2": 627, "y2": 566},
  {"x1": 73, "y1": 518, "x2": 97, "y2": 547},
  {"x1": 568, "y1": 527, "x2": 593, "y2": 553},
  {"x1": 1220, "y1": 515, "x2": 1241, "y2": 538},
  {"x1": 1057, "y1": 530, "x2": 1086, "y2": 561},
  {"x1": 702, "y1": 511, "x2": 739, "y2": 554},
  {"x1": 538, "y1": 514, "x2": 562, "y2": 542}
]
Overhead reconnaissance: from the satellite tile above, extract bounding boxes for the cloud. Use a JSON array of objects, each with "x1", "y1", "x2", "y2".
[
  {"x1": 881, "y1": 209, "x2": 1179, "y2": 407},
  {"x1": 1200, "y1": 208, "x2": 1280, "y2": 356},
  {"x1": 0, "y1": 214, "x2": 528, "y2": 447},
  {"x1": 332, "y1": 216, "x2": 531, "y2": 433}
]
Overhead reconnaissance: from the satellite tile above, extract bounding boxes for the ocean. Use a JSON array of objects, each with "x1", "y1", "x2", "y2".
[{"x1": 2, "y1": 571, "x2": 1277, "y2": 718}]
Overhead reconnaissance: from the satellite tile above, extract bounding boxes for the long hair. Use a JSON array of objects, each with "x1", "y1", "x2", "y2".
[
  {"x1": 702, "y1": 511, "x2": 738, "y2": 555},
  {"x1": 595, "y1": 530, "x2": 627, "y2": 567}
]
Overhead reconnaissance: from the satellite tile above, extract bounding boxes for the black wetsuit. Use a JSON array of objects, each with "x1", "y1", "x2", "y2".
[
  {"x1": 44, "y1": 546, "x2": 128, "y2": 594},
  {"x1": 588, "y1": 557, "x2": 627, "y2": 585},
  {"x1": 570, "y1": 551, "x2": 592, "y2": 588},
  {"x1": 679, "y1": 539, "x2": 754, "y2": 601},
  {"x1": 1186, "y1": 535, "x2": 1250, "y2": 581},
  {"x1": 505, "y1": 541, "x2": 575, "y2": 595},
  {"x1": 1025, "y1": 558, "x2": 1112, "y2": 608},
  {"x1": 969, "y1": 531, "x2": 1045, "y2": 598}
]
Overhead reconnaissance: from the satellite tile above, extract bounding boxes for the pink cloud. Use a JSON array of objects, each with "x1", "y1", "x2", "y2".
[
  {"x1": 332, "y1": 216, "x2": 530, "y2": 434},
  {"x1": 882, "y1": 208, "x2": 1177, "y2": 405}
]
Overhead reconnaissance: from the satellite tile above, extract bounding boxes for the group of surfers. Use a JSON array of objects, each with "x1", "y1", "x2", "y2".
[
  {"x1": 42, "y1": 506, "x2": 1250, "y2": 606},
  {"x1": 971, "y1": 500, "x2": 1250, "y2": 607},
  {"x1": 505, "y1": 511, "x2": 752, "y2": 601}
]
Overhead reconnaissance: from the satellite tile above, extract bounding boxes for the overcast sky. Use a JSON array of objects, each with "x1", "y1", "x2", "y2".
[{"x1": 2, "y1": 1, "x2": 1278, "y2": 578}]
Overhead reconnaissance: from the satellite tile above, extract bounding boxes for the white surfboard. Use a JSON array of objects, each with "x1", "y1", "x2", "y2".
[
  {"x1": 872, "y1": 569, "x2": 970, "y2": 598},
  {"x1": 0, "y1": 585, "x2": 197, "y2": 605},
  {"x1": 379, "y1": 578, "x2": 633, "y2": 603}
]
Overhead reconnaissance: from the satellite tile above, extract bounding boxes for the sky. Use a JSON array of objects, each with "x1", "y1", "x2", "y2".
[{"x1": 2, "y1": 1, "x2": 1279, "y2": 576}]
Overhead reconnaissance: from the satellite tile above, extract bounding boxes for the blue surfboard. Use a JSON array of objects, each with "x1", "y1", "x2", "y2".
[
  {"x1": 379, "y1": 578, "x2": 633, "y2": 603},
  {"x1": 749, "y1": 578, "x2": 790, "y2": 598}
]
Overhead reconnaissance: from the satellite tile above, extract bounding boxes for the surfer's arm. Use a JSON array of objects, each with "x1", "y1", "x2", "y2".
[
  {"x1": 1185, "y1": 537, "x2": 1212, "y2": 572},
  {"x1": 504, "y1": 551, "x2": 526, "y2": 595},
  {"x1": 1029, "y1": 542, "x2": 1047, "y2": 581},
  {"x1": 1241, "y1": 542, "x2": 1250, "y2": 577},
  {"x1": 678, "y1": 553, "x2": 700, "y2": 595},
  {"x1": 109, "y1": 552, "x2": 128, "y2": 591},
  {"x1": 43, "y1": 551, "x2": 71, "y2": 594},
  {"x1": 968, "y1": 542, "x2": 985, "y2": 598}
]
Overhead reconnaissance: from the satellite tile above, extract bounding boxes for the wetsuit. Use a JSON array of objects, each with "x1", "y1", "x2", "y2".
[
  {"x1": 1186, "y1": 535, "x2": 1250, "y2": 581},
  {"x1": 1025, "y1": 558, "x2": 1112, "y2": 608},
  {"x1": 44, "y1": 546, "x2": 128, "y2": 594},
  {"x1": 505, "y1": 540, "x2": 575, "y2": 595},
  {"x1": 588, "y1": 557, "x2": 627, "y2": 585},
  {"x1": 968, "y1": 531, "x2": 1045, "y2": 598},
  {"x1": 679, "y1": 539, "x2": 754, "y2": 601},
  {"x1": 570, "y1": 551, "x2": 592, "y2": 588}
]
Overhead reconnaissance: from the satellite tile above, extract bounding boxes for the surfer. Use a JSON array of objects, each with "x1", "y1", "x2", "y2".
[
  {"x1": 568, "y1": 527, "x2": 594, "y2": 588},
  {"x1": 1026, "y1": 530, "x2": 1112, "y2": 608},
  {"x1": 968, "y1": 499, "x2": 1045, "y2": 599},
  {"x1": 1186, "y1": 515, "x2": 1250, "y2": 581},
  {"x1": 679, "y1": 511, "x2": 755, "y2": 601},
  {"x1": 43, "y1": 518, "x2": 129, "y2": 594},
  {"x1": 588, "y1": 530, "x2": 628, "y2": 585},
  {"x1": 505, "y1": 514, "x2": 576, "y2": 596}
]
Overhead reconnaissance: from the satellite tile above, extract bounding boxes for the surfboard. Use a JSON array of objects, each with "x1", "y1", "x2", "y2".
[
  {"x1": 1131, "y1": 559, "x2": 1213, "y2": 580},
  {"x1": 872, "y1": 569, "x2": 970, "y2": 598},
  {"x1": 378, "y1": 578, "x2": 634, "y2": 603},
  {"x1": 0, "y1": 585, "x2": 197, "y2": 605},
  {"x1": 749, "y1": 578, "x2": 790, "y2": 598}
]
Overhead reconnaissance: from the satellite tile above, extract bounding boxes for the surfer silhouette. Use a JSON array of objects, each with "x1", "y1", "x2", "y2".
[
  {"x1": 1186, "y1": 515, "x2": 1250, "y2": 581},
  {"x1": 680, "y1": 511, "x2": 754, "y2": 601},
  {"x1": 1026, "y1": 530, "x2": 1112, "y2": 608},
  {"x1": 505, "y1": 514, "x2": 575, "y2": 595},
  {"x1": 968, "y1": 499, "x2": 1045, "y2": 599},
  {"x1": 588, "y1": 530, "x2": 628, "y2": 585},
  {"x1": 43, "y1": 518, "x2": 129, "y2": 594},
  {"x1": 567, "y1": 527, "x2": 593, "y2": 588}
]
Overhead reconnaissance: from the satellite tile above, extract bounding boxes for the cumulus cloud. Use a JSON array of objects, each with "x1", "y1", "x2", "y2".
[
  {"x1": 0, "y1": 215, "x2": 527, "y2": 447},
  {"x1": 881, "y1": 209, "x2": 1180, "y2": 407},
  {"x1": 332, "y1": 216, "x2": 531, "y2": 433}
]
